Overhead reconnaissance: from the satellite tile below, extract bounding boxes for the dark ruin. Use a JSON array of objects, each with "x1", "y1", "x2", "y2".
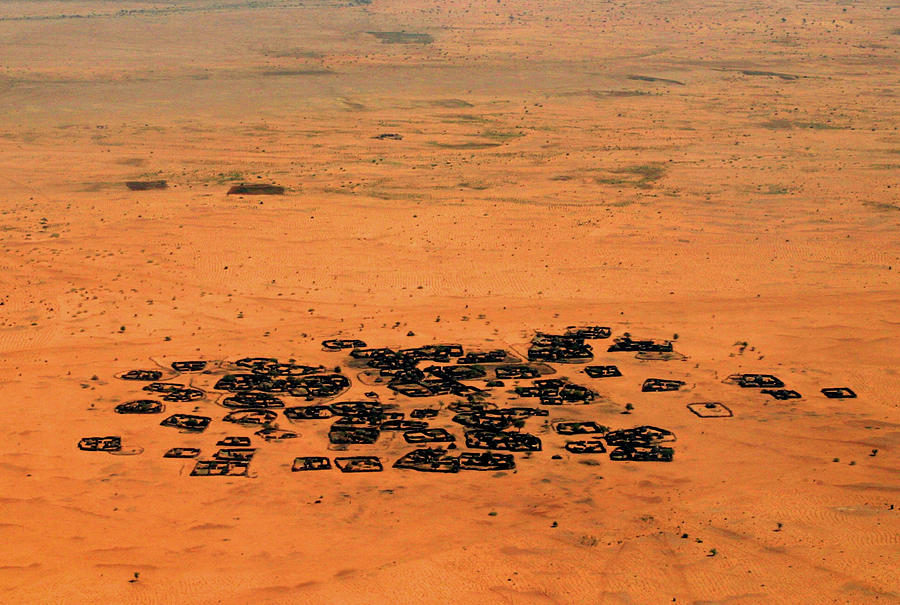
[
  {"x1": 191, "y1": 459, "x2": 249, "y2": 476},
  {"x1": 322, "y1": 339, "x2": 367, "y2": 351},
  {"x1": 641, "y1": 378, "x2": 686, "y2": 392},
  {"x1": 84, "y1": 328, "x2": 857, "y2": 476},
  {"x1": 410, "y1": 408, "x2": 439, "y2": 419},
  {"x1": 335, "y1": 456, "x2": 383, "y2": 473},
  {"x1": 564, "y1": 326, "x2": 612, "y2": 339},
  {"x1": 459, "y1": 451, "x2": 515, "y2": 471},
  {"x1": 143, "y1": 382, "x2": 204, "y2": 402},
  {"x1": 607, "y1": 336, "x2": 673, "y2": 353},
  {"x1": 172, "y1": 360, "x2": 207, "y2": 372},
  {"x1": 761, "y1": 389, "x2": 802, "y2": 400},
  {"x1": 214, "y1": 448, "x2": 256, "y2": 462},
  {"x1": 164, "y1": 447, "x2": 200, "y2": 458},
  {"x1": 160, "y1": 414, "x2": 211, "y2": 432},
  {"x1": 610, "y1": 444, "x2": 674, "y2": 462},
  {"x1": 565, "y1": 440, "x2": 607, "y2": 454},
  {"x1": 329, "y1": 425, "x2": 380, "y2": 445},
  {"x1": 726, "y1": 374, "x2": 785, "y2": 388},
  {"x1": 687, "y1": 402, "x2": 733, "y2": 418},
  {"x1": 403, "y1": 428, "x2": 456, "y2": 444},
  {"x1": 515, "y1": 378, "x2": 595, "y2": 405},
  {"x1": 528, "y1": 332, "x2": 594, "y2": 362},
  {"x1": 495, "y1": 365, "x2": 541, "y2": 379},
  {"x1": 115, "y1": 399, "x2": 165, "y2": 414},
  {"x1": 394, "y1": 448, "x2": 460, "y2": 473},
  {"x1": 218, "y1": 436, "x2": 251, "y2": 447},
  {"x1": 292, "y1": 456, "x2": 331, "y2": 471},
  {"x1": 605, "y1": 425, "x2": 675, "y2": 446},
  {"x1": 120, "y1": 369, "x2": 163, "y2": 381},
  {"x1": 223, "y1": 409, "x2": 278, "y2": 425},
  {"x1": 255, "y1": 427, "x2": 298, "y2": 441},
  {"x1": 78, "y1": 436, "x2": 122, "y2": 452},
  {"x1": 465, "y1": 430, "x2": 542, "y2": 452},
  {"x1": 458, "y1": 349, "x2": 508, "y2": 364},
  {"x1": 585, "y1": 365, "x2": 621, "y2": 378},
  {"x1": 555, "y1": 421, "x2": 606, "y2": 435},
  {"x1": 222, "y1": 392, "x2": 285, "y2": 409},
  {"x1": 284, "y1": 405, "x2": 333, "y2": 420}
]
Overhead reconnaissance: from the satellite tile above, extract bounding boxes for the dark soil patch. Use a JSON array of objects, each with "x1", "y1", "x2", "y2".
[
  {"x1": 430, "y1": 99, "x2": 473, "y2": 108},
  {"x1": 741, "y1": 70, "x2": 799, "y2": 81},
  {"x1": 368, "y1": 31, "x2": 433, "y2": 44},
  {"x1": 260, "y1": 69, "x2": 334, "y2": 77},
  {"x1": 627, "y1": 75, "x2": 685, "y2": 86},
  {"x1": 126, "y1": 180, "x2": 167, "y2": 191},
  {"x1": 760, "y1": 119, "x2": 843, "y2": 130},
  {"x1": 227, "y1": 183, "x2": 285, "y2": 195},
  {"x1": 429, "y1": 141, "x2": 502, "y2": 150}
]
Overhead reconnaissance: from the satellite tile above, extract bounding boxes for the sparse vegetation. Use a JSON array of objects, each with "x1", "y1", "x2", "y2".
[
  {"x1": 760, "y1": 119, "x2": 843, "y2": 130},
  {"x1": 481, "y1": 129, "x2": 524, "y2": 142},
  {"x1": 428, "y1": 141, "x2": 502, "y2": 150},
  {"x1": 763, "y1": 184, "x2": 793, "y2": 195},
  {"x1": 595, "y1": 163, "x2": 667, "y2": 189},
  {"x1": 741, "y1": 70, "x2": 798, "y2": 80},
  {"x1": 368, "y1": 31, "x2": 433, "y2": 44},
  {"x1": 627, "y1": 75, "x2": 685, "y2": 86},
  {"x1": 579, "y1": 535, "x2": 599, "y2": 546},
  {"x1": 863, "y1": 201, "x2": 900, "y2": 212}
]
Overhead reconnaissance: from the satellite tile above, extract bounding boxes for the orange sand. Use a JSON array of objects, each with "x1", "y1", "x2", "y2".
[{"x1": 0, "y1": 0, "x2": 898, "y2": 603}]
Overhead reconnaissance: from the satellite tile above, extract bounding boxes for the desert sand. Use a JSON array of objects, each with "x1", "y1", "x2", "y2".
[{"x1": 0, "y1": 0, "x2": 898, "y2": 603}]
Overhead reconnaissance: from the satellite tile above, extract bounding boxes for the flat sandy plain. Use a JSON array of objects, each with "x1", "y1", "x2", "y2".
[{"x1": 1, "y1": 0, "x2": 899, "y2": 603}]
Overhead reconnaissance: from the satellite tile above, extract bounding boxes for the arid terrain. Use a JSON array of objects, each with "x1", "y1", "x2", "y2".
[{"x1": 0, "y1": 0, "x2": 898, "y2": 603}]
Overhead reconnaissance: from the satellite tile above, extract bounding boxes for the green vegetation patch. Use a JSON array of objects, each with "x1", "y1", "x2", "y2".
[
  {"x1": 592, "y1": 163, "x2": 667, "y2": 189},
  {"x1": 212, "y1": 171, "x2": 246, "y2": 184},
  {"x1": 261, "y1": 69, "x2": 334, "y2": 76},
  {"x1": 761, "y1": 184, "x2": 793, "y2": 195},
  {"x1": 440, "y1": 114, "x2": 490, "y2": 124},
  {"x1": 428, "y1": 141, "x2": 502, "y2": 149},
  {"x1": 617, "y1": 164, "x2": 666, "y2": 181},
  {"x1": 481, "y1": 129, "x2": 524, "y2": 141},
  {"x1": 863, "y1": 201, "x2": 900, "y2": 212},
  {"x1": 340, "y1": 98, "x2": 366, "y2": 111},
  {"x1": 430, "y1": 99, "x2": 473, "y2": 108},
  {"x1": 556, "y1": 89, "x2": 649, "y2": 98},
  {"x1": 627, "y1": 75, "x2": 685, "y2": 86},
  {"x1": 760, "y1": 119, "x2": 843, "y2": 130},
  {"x1": 596, "y1": 89, "x2": 650, "y2": 98},
  {"x1": 265, "y1": 49, "x2": 324, "y2": 59},
  {"x1": 368, "y1": 31, "x2": 433, "y2": 44}
]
